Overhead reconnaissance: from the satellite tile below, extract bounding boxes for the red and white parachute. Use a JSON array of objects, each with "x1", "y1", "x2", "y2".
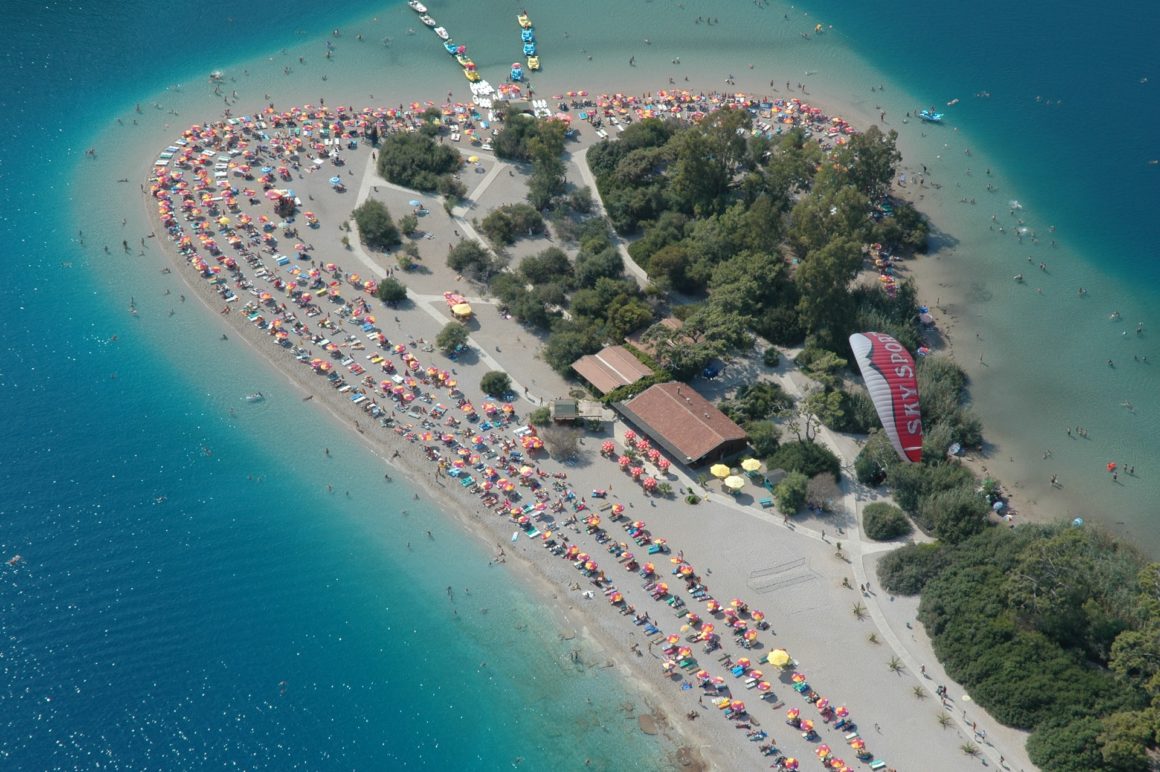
[{"x1": 848, "y1": 332, "x2": 923, "y2": 463}]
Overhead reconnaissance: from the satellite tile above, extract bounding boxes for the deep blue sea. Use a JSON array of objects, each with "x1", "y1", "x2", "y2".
[{"x1": 2, "y1": 0, "x2": 1157, "y2": 768}]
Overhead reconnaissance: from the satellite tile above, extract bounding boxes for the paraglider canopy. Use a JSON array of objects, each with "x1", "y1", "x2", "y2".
[{"x1": 848, "y1": 332, "x2": 923, "y2": 463}]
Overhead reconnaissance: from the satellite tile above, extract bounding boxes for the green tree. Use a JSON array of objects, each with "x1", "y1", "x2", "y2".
[
  {"x1": 352, "y1": 199, "x2": 401, "y2": 251},
  {"x1": 447, "y1": 239, "x2": 496, "y2": 281},
  {"x1": 768, "y1": 440, "x2": 841, "y2": 482},
  {"x1": 480, "y1": 370, "x2": 512, "y2": 397},
  {"x1": 774, "y1": 471, "x2": 809, "y2": 514},
  {"x1": 746, "y1": 420, "x2": 781, "y2": 457},
  {"x1": 377, "y1": 131, "x2": 461, "y2": 191},
  {"x1": 520, "y1": 247, "x2": 573, "y2": 286},
  {"x1": 398, "y1": 213, "x2": 419, "y2": 237},
  {"x1": 795, "y1": 237, "x2": 863, "y2": 348},
  {"x1": 436, "y1": 321, "x2": 469, "y2": 354},
  {"x1": 375, "y1": 277, "x2": 408, "y2": 305}
]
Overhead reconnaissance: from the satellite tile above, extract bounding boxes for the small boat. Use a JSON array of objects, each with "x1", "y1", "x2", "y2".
[
  {"x1": 918, "y1": 109, "x2": 944, "y2": 123},
  {"x1": 464, "y1": 67, "x2": 481, "y2": 82},
  {"x1": 443, "y1": 41, "x2": 459, "y2": 54},
  {"x1": 523, "y1": 41, "x2": 536, "y2": 56},
  {"x1": 456, "y1": 53, "x2": 472, "y2": 67},
  {"x1": 407, "y1": 0, "x2": 427, "y2": 12},
  {"x1": 434, "y1": 26, "x2": 450, "y2": 40},
  {"x1": 419, "y1": 14, "x2": 436, "y2": 26},
  {"x1": 246, "y1": 392, "x2": 265, "y2": 403},
  {"x1": 510, "y1": 62, "x2": 523, "y2": 81},
  {"x1": 521, "y1": 28, "x2": 535, "y2": 42},
  {"x1": 517, "y1": 11, "x2": 532, "y2": 29},
  {"x1": 527, "y1": 55, "x2": 540, "y2": 71}
]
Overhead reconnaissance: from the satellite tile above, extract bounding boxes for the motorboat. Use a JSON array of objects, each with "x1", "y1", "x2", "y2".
[
  {"x1": 465, "y1": 67, "x2": 481, "y2": 82},
  {"x1": 408, "y1": 0, "x2": 427, "y2": 12},
  {"x1": 419, "y1": 14, "x2": 436, "y2": 26},
  {"x1": 443, "y1": 41, "x2": 459, "y2": 54},
  {"x1": 527, "y1": 55, "x2": 540, "y2": 71},
  {"x1": 434, "y1": 26, "x2": 450, "y2": 40},
  {"x1": 918, "y1": 109, "x2": 944, "y2": 123},
  {"x1": 517, "y1": 11, "x2": 532, "y2": 28},
  {"x1": 522, "y1": 41, "x2": 536, "y2": 56},
  {"x1": 245, "y1": 392, "x2": 265, "y2": 403},
  {"x1": 510, "y1": 62, "x2": 523, "y2": 81},
  {"x1": 521, "y1": 28, "x2": 534, "y2": 42}
]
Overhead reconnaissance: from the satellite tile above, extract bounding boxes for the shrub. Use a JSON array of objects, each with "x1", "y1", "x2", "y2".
[
  {"x1": 767, "y1": 441, "x2": 841, "y2": 483},
  {"x1": 863, "y1": 502, "x2": 912, "y2": 541},
  {"x1": 528, "y1": 406, "x2": 551, "y2": 426},
  {"x1": 774, "y1": 471, "x2": 809, "y2": 514},
  {"x1": 436, "y1": 321, "x2": 469, "y2": 354},
  {"x1": 762, "y1": 347, "x2": 781, "y2": 368},
  {"x1": 399, "y1": 213, "x2": 419, "y2": 237},
  {"x1": 376, "y1": 277, "x2": 408, "y2": 304},
  {"x1": 876, "y1": 542, "x2": 946, "y2": 595},
  {"x1": 480, "y1": 370, "x2": 512, "y2": 398},
  {"x1": 352, "y1": 199, "x2": 401, "y2": 251}
]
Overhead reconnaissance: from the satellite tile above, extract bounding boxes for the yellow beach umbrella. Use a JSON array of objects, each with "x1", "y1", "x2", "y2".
[
  {"x1": 767, "y1": 649, "x2": 791, "y2": 667},
  {"x1": 741, "y1": 458, "x2": 762, "y2": 473},
  {"x1": 710, "y1": 463, "x2": 731, "y2": 479},
  {"x1": 467, "y1": 155, "x2": 480, "y2": 163},
  {"x1": 724, "y1": 475, "x2": 746, "y2": 490}
]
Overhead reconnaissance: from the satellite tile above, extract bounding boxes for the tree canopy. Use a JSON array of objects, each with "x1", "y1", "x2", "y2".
[
  {"x1": 376, "y1": 131, "x2": 461, "y2": 192},
  {"x1": 352, "y1": 199, "x2": 401, "y2": 251}
]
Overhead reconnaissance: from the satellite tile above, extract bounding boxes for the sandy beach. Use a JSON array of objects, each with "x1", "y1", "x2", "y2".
[{"x1": 135, "y1": 83, "x2": 1039, "y2": 771}]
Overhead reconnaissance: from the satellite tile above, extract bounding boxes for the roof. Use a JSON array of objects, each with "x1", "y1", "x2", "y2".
[
  {"x1": 571, "y1": 345, "x2": 654, "y2": 395},
  {"x1": 550, "y1": 398, "x2": 580, "y2": 420},
  {"x1": 618, "y1": 382, "x2": 747, "y2": 464}
]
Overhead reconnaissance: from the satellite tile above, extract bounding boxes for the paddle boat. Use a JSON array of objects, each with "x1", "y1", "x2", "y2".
[
  {"x1": 523, "y1": 41, "x2": 536, "y2": 56},
  {"x1": 443, "y1": 40, "x2": 459, "y2": 54},
  {"x1": 434, "y1": 26, "x2": 450, "y2": 40},
  {"x1": 521, "y1": 28, "x2": 535, "y2": 42},
  {"x1": 510, "y1": 62, "x2": 523, "y2": 81},
  {"x1": 517, "y1": 11, "x2": 532, "y2": 28},
  {"x1": 419, "y1": 14, "x2": 436, "y2": 26},
  {"x1": 918, "y1": 108, "x2": 944, "y2": 123},
  {"x1": 407, "y1": 0, "x2": 427, "y2": 12},
  {"x1": 464, "y1": 66, "x2": 480, "y2": 82},
  {"x1": 527, "y1": 55, "x2": 540, "y2": 71},
  {"x1": 456, "y1": 53, "x2": 472, "y2": 67}
]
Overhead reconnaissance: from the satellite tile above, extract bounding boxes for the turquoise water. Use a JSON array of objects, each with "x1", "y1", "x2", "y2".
[
  {"x1": 1, "y1": 1, "x2": 673, "y2": 768},
  {"x1": 3, "y1": 0, "x2": 1158, "y2": 766}
]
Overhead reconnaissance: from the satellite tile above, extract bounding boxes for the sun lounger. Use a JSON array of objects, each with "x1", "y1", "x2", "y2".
[{"x1": 869, "y1": 762, "x2": 886, "y2": 770}]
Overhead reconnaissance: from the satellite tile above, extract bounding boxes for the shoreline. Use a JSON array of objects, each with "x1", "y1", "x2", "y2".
[{"x1": 134, "y1": 87, "x2": 1031, "y2": 770}]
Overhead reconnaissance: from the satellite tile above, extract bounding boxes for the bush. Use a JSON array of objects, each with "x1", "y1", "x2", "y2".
[
  {"x1": 352, "y1": 199, "x2": 401, "y2": 251},
  {"x1": 774, "y1": 471, "x2": 809, "y2": 514},
  {"x1": 876, "y1": 542, "x2": 946, "y2": 595},
  {"x1": 767, "y1": 441, "x2": 841, "y2": 483},
  {"x1": 480, "y1": 370, "x2": 512, "y2": 398},
  {"x1": 399, "y1": 213, "x2": 419, "y2": 237},
  {"x1": 436, "y1": 321, "x2": 469, "y2": 354},
  {"x1": 762, "y1": 348, "x2": 781, "y2": 368},
  {"x1": 863, "y1": 502, "x2": 912, "y2": 541},
  {"x1": 376, "y1": 277, "x2": 408, "y2": 304}
]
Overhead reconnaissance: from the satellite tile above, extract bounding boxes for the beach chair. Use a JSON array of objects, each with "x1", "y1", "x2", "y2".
[{"x1": 869, "y1": 762, "x2": 886, "y2": 770}]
